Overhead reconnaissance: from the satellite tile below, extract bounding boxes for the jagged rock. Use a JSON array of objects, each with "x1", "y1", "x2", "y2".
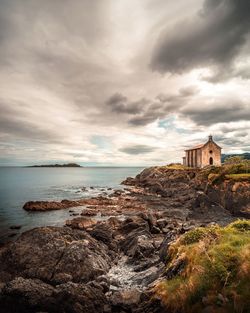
[
  {"x1": 159, "y1": 230, "x2": 178, "y2": 262},
  {"x1": 90, "y1": 223, "x2": 118, "y2": 252},
  {"x1": 121, "y1": 231, "x2": 155, "y2": 262},
  {"x1": 119, "y1": 216, "x2": 149, "y2": 235}
]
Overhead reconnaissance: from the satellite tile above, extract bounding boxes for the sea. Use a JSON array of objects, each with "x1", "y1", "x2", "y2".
[{"x1": 0, "y1": 167, "x2": 143, "y2": 243}]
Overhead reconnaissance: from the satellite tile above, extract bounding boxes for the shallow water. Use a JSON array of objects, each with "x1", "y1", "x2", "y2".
[{"x1": 0, "y1": 167, "x2": 143, "y2": 242}]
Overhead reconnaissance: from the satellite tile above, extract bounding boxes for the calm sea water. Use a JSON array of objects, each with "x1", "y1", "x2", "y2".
[{"x1": 0, "y1": 167, "x2": 143, "y2": 242}]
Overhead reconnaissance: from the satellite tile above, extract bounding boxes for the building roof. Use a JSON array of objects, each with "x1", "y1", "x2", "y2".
[
  {"x1": 185, "y1": 143, "x2": 205, "y2": 151},
  {"x1": 184, "y1": 136, "x2": 222, "y2": 151}
]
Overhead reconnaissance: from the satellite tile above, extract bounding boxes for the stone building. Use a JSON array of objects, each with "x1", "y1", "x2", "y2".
[{"x1": 183, "y1": 135, "x2": 221, "y2": 168}]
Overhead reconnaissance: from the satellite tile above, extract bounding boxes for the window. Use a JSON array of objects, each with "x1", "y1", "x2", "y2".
[
  {"x1": 209, "y1": 150, "x2": 213, "y2": 154},
  {"x1": 209, "y1": 157, "x2": 213, "y2": 165}
]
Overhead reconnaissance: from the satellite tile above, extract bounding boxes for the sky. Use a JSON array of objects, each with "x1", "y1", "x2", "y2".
[{"x1": 0, "y1": 0, "x2": 250, "y2": 166}]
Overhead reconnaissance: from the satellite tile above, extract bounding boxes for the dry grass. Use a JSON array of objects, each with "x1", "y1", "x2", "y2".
[
  {"x1": 161, "y1": 163, "x2": 192, "y2": 171},
  {"x1": 154, "y1": 220, "x2": 250, "y2": 313},
  {"x1": 225, "y1": 173, "x2": 250, "y2": 182}
]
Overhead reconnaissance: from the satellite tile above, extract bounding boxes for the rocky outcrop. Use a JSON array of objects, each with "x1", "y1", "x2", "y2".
[
  {"x1": 0, "y1": 227, "x2": 112, "y2": 285},
  {"x1": 204, "y1": 181, "x2": 250, "y2": 216},
  {"x1": 123, "y1": 166, "x2": 250, "y2": 218}
]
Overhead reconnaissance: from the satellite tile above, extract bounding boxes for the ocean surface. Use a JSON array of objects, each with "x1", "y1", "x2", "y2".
[{"x1": 0, "y1": 167, "x2": 143, "y2": 243}]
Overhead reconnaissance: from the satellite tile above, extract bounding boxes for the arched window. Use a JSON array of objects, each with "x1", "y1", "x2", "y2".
[{"x1": 209, "y1": 157, "x2": 213, "y2": 165}]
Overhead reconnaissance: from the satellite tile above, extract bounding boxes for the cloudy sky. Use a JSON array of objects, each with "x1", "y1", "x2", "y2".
[{"x1": 0, "y1": 0, "x2": 250, "y2": 166}]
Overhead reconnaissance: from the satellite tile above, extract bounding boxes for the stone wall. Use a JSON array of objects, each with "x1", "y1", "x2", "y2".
[{"x1": 201, "y1": 141, "x2": 221, "y2": 167}]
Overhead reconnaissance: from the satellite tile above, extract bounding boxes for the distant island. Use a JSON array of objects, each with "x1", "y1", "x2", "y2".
[{"x1": 27, "y1": 163, "x2": 82, "y2": 168}]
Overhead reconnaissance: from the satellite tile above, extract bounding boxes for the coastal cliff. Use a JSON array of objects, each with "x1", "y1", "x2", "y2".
[
  {"x1": 123, "y1": 164, "x2": 250, "y2": 218},
  {"x1": 0, "y1": 165, "x2": 249, "y2": 313}
]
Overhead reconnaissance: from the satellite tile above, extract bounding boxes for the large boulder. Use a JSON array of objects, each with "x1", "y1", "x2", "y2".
[
  {"x1": 23, "y1": 200, "x2": 79, "y2": 211},
  {"x1": 0, "y1": 277, "x2": 109, "y2": 313},
  {"x1": 0, "y1": 227, "x2": 112, "y2": 285}
]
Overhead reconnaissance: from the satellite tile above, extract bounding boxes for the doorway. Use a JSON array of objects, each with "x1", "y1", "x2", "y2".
[{"x1": 209, "y1": 157, "x2": 213, "y2": 165}]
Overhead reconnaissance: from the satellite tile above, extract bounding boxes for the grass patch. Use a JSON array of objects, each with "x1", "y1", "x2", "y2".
[
  {"x1": 155, "y1": 220, "x2": 250, "y2": 313},
  {"x1": 161, "y1": 163, "x2": 192, "y2": 171},
  {"x1": 198, "y1": 162, "x2": 250, "y2": 185},
  {"x1": 225, "y1": 174, "x2": 250, "y2": 182}
]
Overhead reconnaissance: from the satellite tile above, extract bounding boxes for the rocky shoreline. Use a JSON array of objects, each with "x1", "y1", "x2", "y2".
[{"x1": 0, "y1": 166, "x2": 249, "y2": 312}]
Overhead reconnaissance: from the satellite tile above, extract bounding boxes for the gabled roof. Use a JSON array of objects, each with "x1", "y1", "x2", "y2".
[
  {"x1": 184, "y1": 137, "x2": 222, "y2": 151},
  {"x1": 185, "y1": 143, "x2": 205, "y2": 151}
]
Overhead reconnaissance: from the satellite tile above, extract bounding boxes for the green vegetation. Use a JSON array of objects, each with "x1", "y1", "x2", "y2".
[
  {"x1": 162, "y1": 163, "x2": 192, "y2": 170},
  {"x1": 224, "y1": 156, "x2": 245, "y2": 164},
  {"x1": 199, "y1": 158, "x2": 250, "y2": 184},
  {"x1": 155, "y1": 220, "x2": 250, "y2": 313}
]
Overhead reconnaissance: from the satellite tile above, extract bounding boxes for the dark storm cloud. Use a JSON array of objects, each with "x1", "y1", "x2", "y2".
[
  {"x1": 150, "y1": 0, "x2": 250, "y2": 81},
  {"x1": 216, "y1": 136, "x2": 246, "y2": 147},
  {"x1": 181, "y1": 99, "x2": 250, "y2": 126},
  {"x1": 119, "y1": 144, "x2": 157, "y2": 155},
  {"x1": 106, "y1": 93, "x2": 148, "y2": 114},
  {"x1": 126, "y1": 86, "x2": 199, "y2": 126}
]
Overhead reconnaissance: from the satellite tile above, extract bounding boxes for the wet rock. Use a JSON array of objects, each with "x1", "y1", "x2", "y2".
[
  {"x1": 23, "y1": 200, "x2": 67, "y2": 211},
  {"x1": 23, "y1": 199, "x2": 84, "y2": 211},
  {"x1": 81, "y1": 208, "x2": 97, "y2": 216},
  {"x1": 9, "y1": 225, "x2": 22, "y2": 230},
  {"x1": 65, "y1": 217, "x2": 97, "y2": 230}
]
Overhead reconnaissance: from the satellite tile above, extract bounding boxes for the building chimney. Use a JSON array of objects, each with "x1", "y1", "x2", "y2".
[{"x1": 208, "y1": 135, "x2": 213, "y2": 141}]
